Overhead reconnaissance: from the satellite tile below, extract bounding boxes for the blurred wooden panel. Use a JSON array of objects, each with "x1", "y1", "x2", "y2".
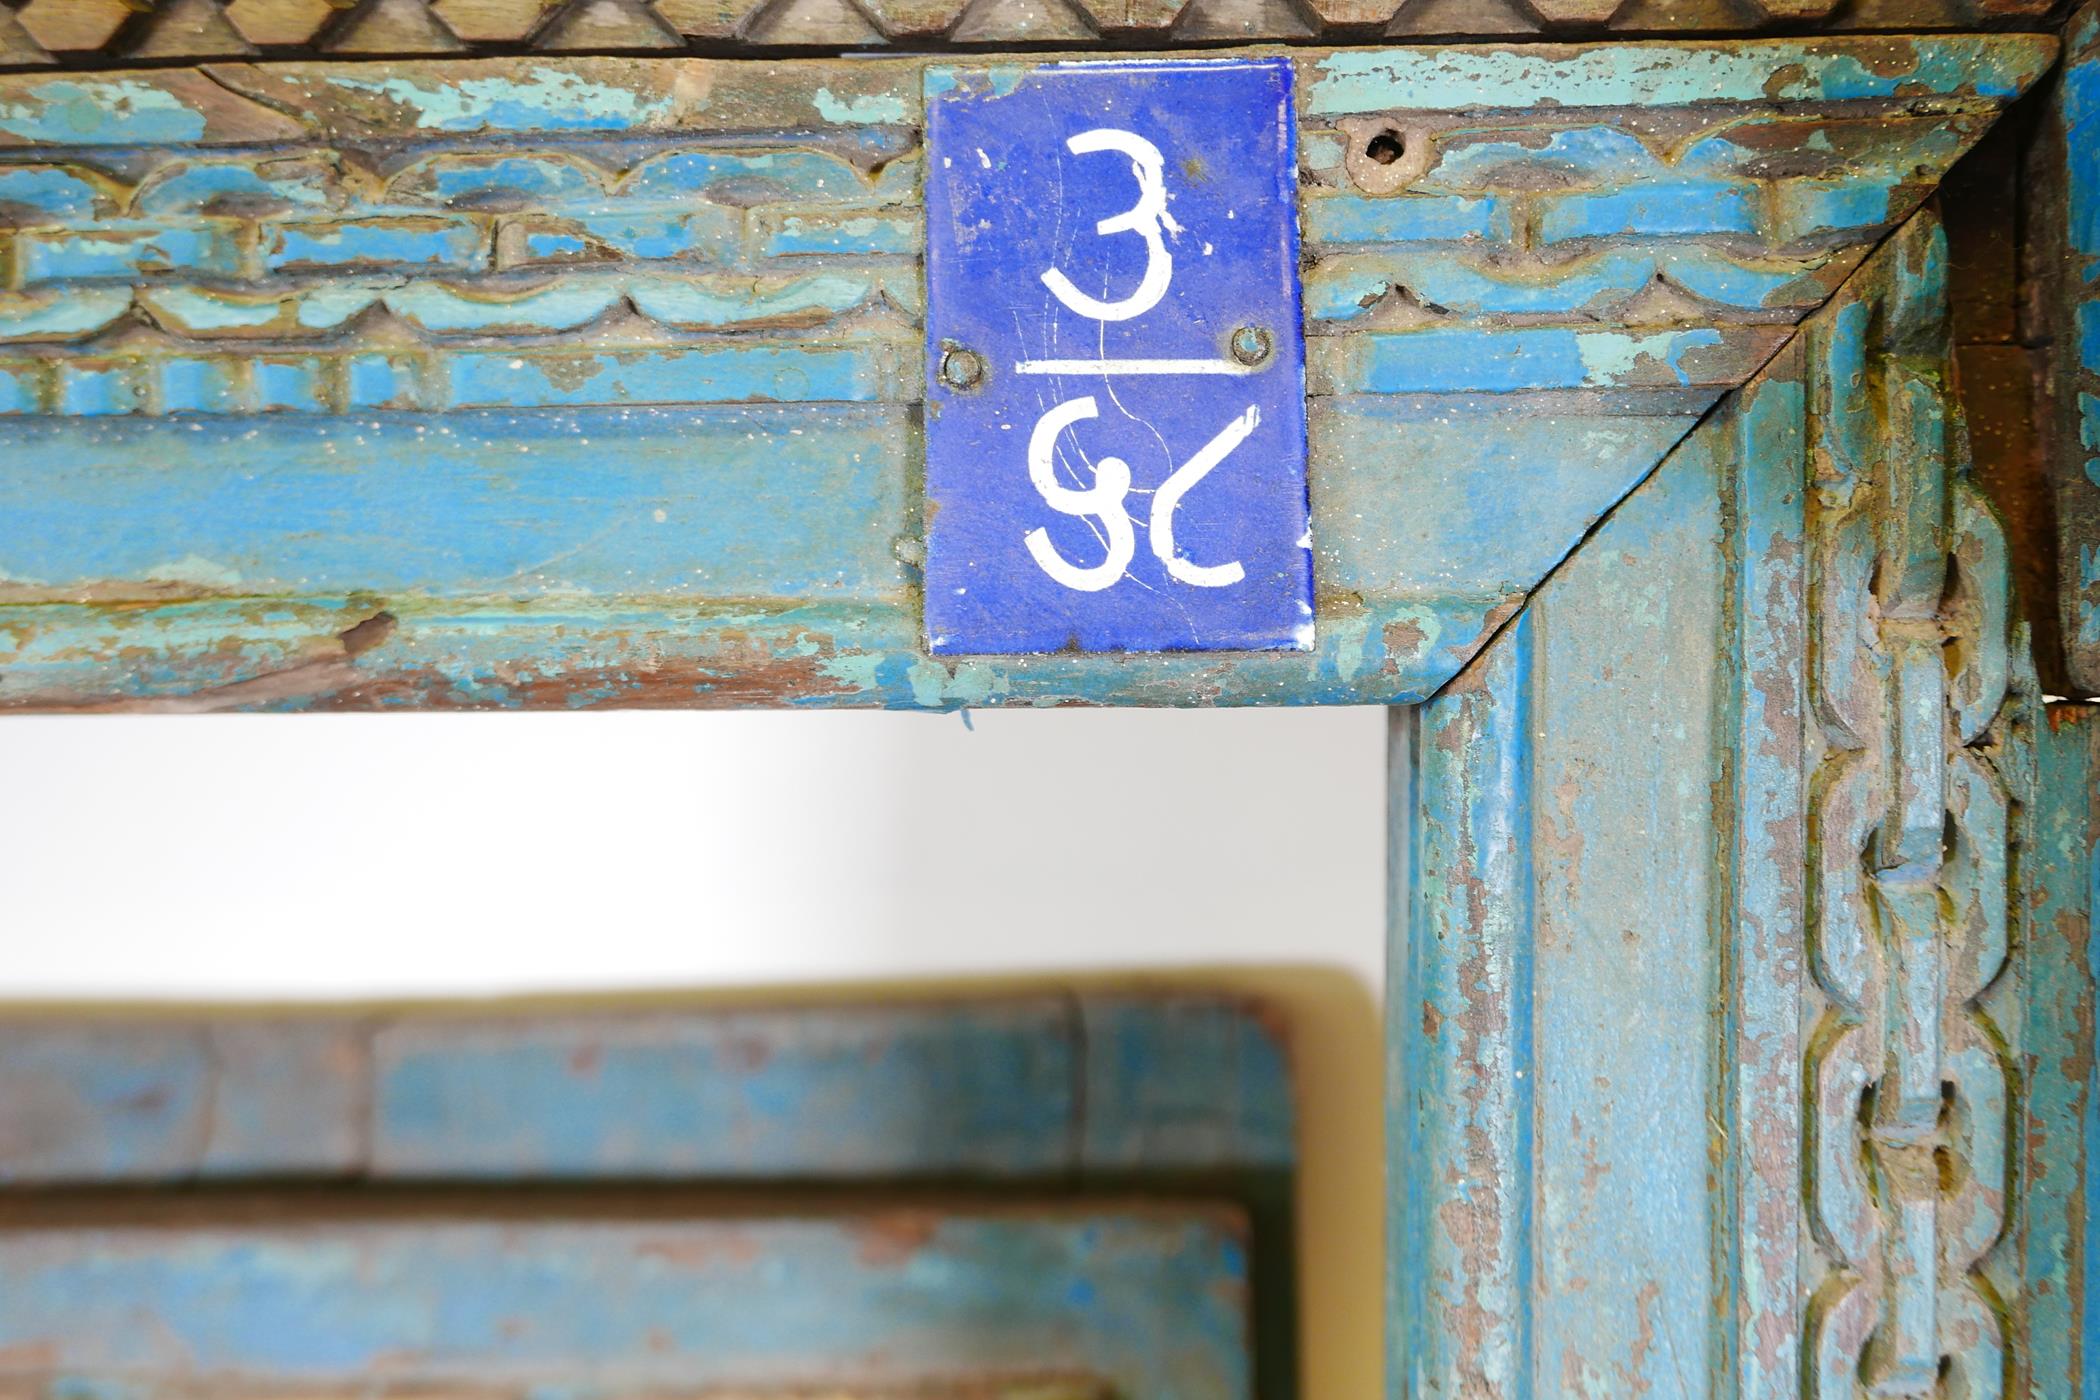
[
  {"x1": 0, "y1": 995, "x2": 1292, "y2": 1185},
  {"x1": 0, "y1": 1201, "x2": 1252, "y2": 1400}
]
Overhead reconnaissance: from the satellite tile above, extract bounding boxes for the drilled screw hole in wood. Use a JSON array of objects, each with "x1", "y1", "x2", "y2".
[{"x1": 1339, "y1": 117, "x2": 1427, "y2": 196}]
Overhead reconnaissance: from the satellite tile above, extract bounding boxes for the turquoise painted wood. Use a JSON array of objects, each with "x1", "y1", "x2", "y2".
[
  {"x1": 1, "y1": 23, "x2": 2094, "y2": 1400},
  {"x1": 0, "y1": 1208, "x2": 1251, "y2": 1400},
  {"x1": 0, "y1": 39, "x2": 2050, "y2": 710},
  {"x1": 2052, "y1": 3, "x2": 2100, "y2": 692},
  {"x1": 0, "y1": 994, "x2": 1295, "y2": 1400},
  {"x1": 1392, "y1": 214, "x2": 2077, "y2": 1397},
  {"x1": 2026, "y1": 704, "x2": 2097, "y2": 1399},
  {"x1": 0, "y1": 995, "x2": 1291, "y2": 1184}
]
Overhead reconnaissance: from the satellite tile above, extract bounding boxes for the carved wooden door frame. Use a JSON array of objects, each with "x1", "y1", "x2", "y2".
[
  {"x1": 1395, "y1": 211, "x2": 2093, "y2": 1398},
  {"x1": 1, "y1": 3, "x2": 2097, "y2": 1397}
]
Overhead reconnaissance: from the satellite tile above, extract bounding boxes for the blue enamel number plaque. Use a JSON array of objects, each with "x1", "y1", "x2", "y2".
[{"x1": 922, "y1": 59, "x2": 1312, "y2": 655}]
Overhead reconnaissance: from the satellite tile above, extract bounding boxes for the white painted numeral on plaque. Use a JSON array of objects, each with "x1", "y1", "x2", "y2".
[
  {"x1": 1039, "y1": 128, "x2": 1180, "y2": 324},
  {"x1": 1152, "y1": 406, "x2": 1257, "y2": 588},
  {"x1": 1025, "y1": 125, "x2": 1254, "y2": 595},
  {"x1": 1027, "y1": 395, "x2": 1257, "y2": 593},
  {"x1": 1024, "y1": 395, "x2": 1136, "y2": 593}
]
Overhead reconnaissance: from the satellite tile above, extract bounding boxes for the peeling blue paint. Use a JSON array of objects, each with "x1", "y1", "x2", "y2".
[
  {"x1": 159, "y1": 358, "x2": 238, "y2": 414},
  {"x1": 137, "y1": 161, "x2": 335, "y2": 217},
  {"x1": 0, "y1": 1214, "x2": 1253, "y2": 1400},
  {"x1": 0, "y1": 165, "x2": 102, "y2": 219},
  {"x1": 383, "y1": 282, "x2": 624, "y2": 333},
  {"x1": 256, "y1": 359, "x2": 325, "y2": 412},
  {"x1": 517, "y1": 209, "x2": 738, "y2": 262},
  {"x1": 328, "y1": 67, "x2": 679, "y2": 133},
  {"x1": 445, "y1": 345, "x2": 894, "y2": 408},
  {"x1": 410, "y1": 154, "x2": 602, "y2": 206},
  {"x1": 0, "y1": 364, "x2": 38, "y2": 415},
  {"x1": 0, "y1": 288, "x2": 130, "y2": 340},
  {"x1": 1305, "y1": 193, "x2": 1508, "y2": 245},
  {"x1": 762, "y1": 212, "x2": 917, "y2": 256},
  {"x1": 624, "y1": 273, "x2": 876, "y2": 327},
  {"x1": 1772, "y1": 179, "x2": 1899, "y2": 242},
  {"x1": 1306, "y1": 247, "x2": 1828, "y2": 321},
  {"x1": 18, "y1": 223, "x2": 240, "y2": 285},
  {"x1": 814, "y1": 85, "x2": 909, "y2": 124},
  {"x1": 1330, "y1": 325, "x2": 1729, "y2": 394},
  {"x1": 56, "y1": 364, "x2": 140, "y2": 417},
  {"x1": 267, "y1": 218, "x2": 483, "y2": 273},
  {"x1": 0, "y1": 408, "x2": 910, "y2": 601},
  {"x1": 0, "y1": 78, "x2": 209, "y2": 144},
  {"x1": 2068, "y1": 57, "x2": 2100, "y2": 257},
  {"x1": 1537, "y1": 180, "x2": 1755, "y2": 243},
  {"x1": 1410, "y1": 126, "x2": 1654, "y2": 193},
  {"x1": 622, "y1": 149, "x2": 874, "y2": 204},
  {"x1": 1308, "y1": 38, "x2": 2052, "y2": 115}
]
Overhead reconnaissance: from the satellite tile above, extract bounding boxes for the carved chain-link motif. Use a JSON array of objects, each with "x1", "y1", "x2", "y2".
[
  {"x1": 0, "y1": 0, "x2": 2069, "y2": 67},
  {"x1": 1804, "y1": 213, "x2": 2018, "y2": 1398}
]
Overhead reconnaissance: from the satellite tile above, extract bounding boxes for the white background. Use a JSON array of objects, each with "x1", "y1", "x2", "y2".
[
  {"x1": 0, "y1": 705, "x2": 1390, "y2": 1396},
  {"x1": 0, "y1": 706, "x2": 1386, "y2": 1001}
]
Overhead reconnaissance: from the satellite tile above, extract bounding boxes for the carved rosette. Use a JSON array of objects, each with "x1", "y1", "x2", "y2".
[{"x1": 1803, "y1": 213, "x2": 2022, "y2": 1397}]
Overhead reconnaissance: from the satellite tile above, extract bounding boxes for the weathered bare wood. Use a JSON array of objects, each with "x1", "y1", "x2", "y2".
[{"x1": 0, "y1": 0, "x2": 2073, "y2": 65}]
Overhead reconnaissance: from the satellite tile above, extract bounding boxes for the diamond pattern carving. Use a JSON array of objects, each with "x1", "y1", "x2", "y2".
[
  {"x1": 1748, "y1": 0, "x2": 1843, "y2": 14},
  {"x1": 948, "y1": 0, "x2": 1094, "y2": 41},
  {"x1": 739, "y1": 0, "x2": 882, "y2": 41},
  {"x1": 130, "y1": 0, "x2": 257, "y2": 54},
  {"x1": 0, "y1": 5, "x2": 55, "y2": 62},
  {"x1": 854, "y1": 0, "x2": 967, "y2": 36},
  {"x1": 649, "y1": 0, "x2": 768, "y2": 33},
  {"x1": 15, "y1": 0, "x2": 144, "y2": 51},
  {"x1": 1300, "y1": 0, "x2": 1401, "y2": 27},
  {"x1": 1520, "y1": 0, "x2": 1627, "y2": 20},
  {"x1": 329, "y1": 0, "x2": 466, "y2": 49},
  {"x1": 224, "y1": 0, "x2": 346, "y2": 44},
  {"x1": 0, "y1": 0, "x2": 2069, "y2": 59},
  {"x1": 1389, "y1": 0, "x2": 1538, "y2": 30},
  {"x1": 538, "y1": 0, "x2": 681, "y2": 44},
  {"x1": 429, "y1": 0, "x2": 558, "y2": 40}
]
